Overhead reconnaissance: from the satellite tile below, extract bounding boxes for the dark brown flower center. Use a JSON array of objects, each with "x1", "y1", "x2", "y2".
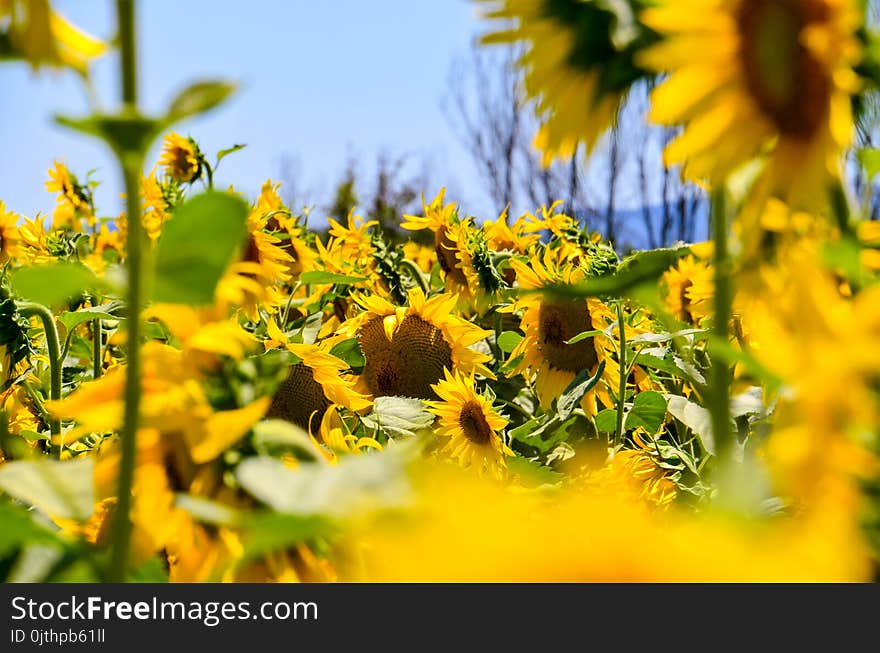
[
  {"x1": 458, "y1": 401, "x2": 492, "y2": 445},
  {"x1": 266, "y1": 363, "x2": 330, "y2": 432},
  {"x1": 538, "y1": 300, "x2": 599, "y2": 373},
  {"x1": 358, "y1": 314, "x2": 453, "y2": 399},
  {"x1": 738, "y1": 0, "x2": 831, "y2": 139}
]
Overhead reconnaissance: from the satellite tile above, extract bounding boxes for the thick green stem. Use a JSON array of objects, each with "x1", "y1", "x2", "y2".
[
  {"x1": 92, "y1": 318, "x2": 102, "y2": 379},
  {"x1": 709, "y1": 188, "x2": 732, "y2": 460},
  {"x1": 614, "y1": 303, "x2": 627, "y2": 447},
  {"x1": 17, "y1": 302, "x2": 62, "y2": 455},
  {"x1": 108, "y1": 0, "x2": 143, "y2": 583},
  {"x1": 399, "y1": 259, "x2": 429, "y2": 294}
]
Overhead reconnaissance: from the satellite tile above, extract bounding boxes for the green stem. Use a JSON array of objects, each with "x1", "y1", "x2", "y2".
[
  {"x1": 399, "y1": 259, "x2": 429, "y2": 294},
  {"x1": 108, "y1": 0, "x2": 143, "y2": 584},
  {"x1": 709, "y1": 188, "x2": 732, "y2": 461},
  {"x1": 614, "y1": 302, "x2": 626, "y2": 448},
  {"x1": 17, "y1": 302, "x2": 62, "y2": 455},
  {"x1": 92, "y1": 318, "x2": 102, "y2": 379}
]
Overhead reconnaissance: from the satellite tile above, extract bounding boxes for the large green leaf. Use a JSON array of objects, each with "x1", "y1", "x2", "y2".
[
  {"x1": 0, "y1": 500, "x2": 61, "y2": 557},
  {"x1": 625, "y1": 391, "x2": 667, "y2": 433},
  {"x1": 361, "y1": 396, "x2": 434, "y2": 439},
  {"x1": 165, "y1": 80, "x2": 237, "y2": 125},
  {"x1": 496, "y1": 331, "x2": 524, "y2": 353},
  {"x1": 236, "y1": 448, "x2": 412, "y2": 518},
  {"x1": 153, "y1": 192, "x2": 249, "y2": 305},
  {"x1": 252, "y1": 419, "x2": 320, "y2": 461},
  {"x1": 0, "y1": 458, "x2": 94, "y2": 520},
  {"x1": 665, "y1": 395, "x2": 715, "y2": 455},
  {"x1": 11, "y1": 262, "x2": 102, "y2": 308},
  {"x1": 329, "y1": 337, "x2": 366, "y2": 368},
  {"x1": 541, "y1": 246, "x2": 691, "y2": 300},
  {"x1": 556, "y1": 360, "x2": 606, "y2": 420}
]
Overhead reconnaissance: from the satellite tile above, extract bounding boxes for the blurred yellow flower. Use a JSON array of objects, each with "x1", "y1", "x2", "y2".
[
  {"x1": 640, "y1": 0, "x2": 863, "y2": 208},
  {"x1": 0, "y1": 0, "x2": 106, "y2": 72}
]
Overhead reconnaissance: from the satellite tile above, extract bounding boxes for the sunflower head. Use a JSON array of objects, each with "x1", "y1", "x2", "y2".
[
  {"x1": 159, "y1": 133, "x2": 203, "y2": 184},
  {"x1": 0, "y1": 202, "x2": 21, "y2": 265},
  {"x1": 507, "y1": 253, "x2": 617, "y2": 414},
  {"x1": 265, "y1": 339, "x2": 371, "y2": 433},
  {"x1": 339, "y1": 289, "x2": 493, "y2": 400},
  {"x1": 640, "y1": 0, "x2": 864, "y2": 206},
  {"x1": 478, "y1": 0, "x2": 656, "y2": 164},
  {"x1": 45, "y1": 160, "x2": 94, "y2": 229},
  {"x1": 426, "y1": 368, "x2": 511, "y2": 477},
  {"x1": 662, "y1": 255, "x2": 714, "y2": 325}
]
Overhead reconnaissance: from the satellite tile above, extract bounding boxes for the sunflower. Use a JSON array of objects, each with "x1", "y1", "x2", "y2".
[
  {"x1": 426, "y1": 368, "x2": 511, "y2": 477},
  {"x1": 402, "y1": 241, "x2": 437, "y2": 273},
  {"x1": 574, "y1": 429, "x2": 678, "y2": 509},
  {"x1": 142, "y1": 169, "x2": 170, "y2": 241},
  {"x1": 0, "y1": 201, "x2": 21, "y2": 265},
  {"x1": 336, "y1": 288, "x2": 493, "y2": 400},
  {"x1": 216, "y1": 198, "x2": 295, "y2": 321},
  {"x1": 159, "y1": 132, "x2": 202, "y2": 184},
  {"x1": 478, "y1": 0, "x2": 645, "y2": 165},
  {"x1": 0, "y1": 0, "x2": 106, "y2": 72},
  {"x1": 640, "y1": 0, "x2": 863, "y2": 208},
  {"x1": 48, "y1": 341, "x2": 270, "y2": 464},
  {"x1": 16, "y1": 214, "x2": 52, "y2": 265},
  {"x1": 661, "y1": 255, "x2": 714, "y2": 325},
  {"x1": 264, "y1": 322, "x2": 372, "y2": 433},
  {"x1": 483, "y1": 207, "x2": 539, "y2": 255},
  {"x1": 312, "y1": 405, "x2": 382, "y2": 462},
  {"x1": 45, "y1": 160, "x2": 93, "y2": 229},
  {"x1": 505, "y1": 251, "x2": 618, "y2": 415},
  {"x1": 402, "y1": 189, "x2": 467, "y2": 290},
  {"x1": 327, "y1": 209, "x2": 378, "y2": 264},
  {"x1": 258, "y1": 181, "x2": 318, "y2": 279}
]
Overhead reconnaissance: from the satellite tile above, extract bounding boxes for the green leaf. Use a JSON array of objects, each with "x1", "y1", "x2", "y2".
[
  {"x1": 0, "y1": 500, "x2": 61, "y2": 557},
  {"x1": 11, "y1": 262, "x2": 101, "y2": 308},
  {"x1": 57, "y1": 307, "x2": 120, "y2": 334},
  {"x1": 217, "y1": 144, "x2": 247, "y2": 164},
  {"x1": 556, "y1": 360, "x2": 606, "y2": 420},
  {"x1": 235, "y1": 513, "x2": 331, "y2": 566},
  {"x1": 542, "y1": 246, "x2": 691, "y2": 300},
  {"x1": 594, "y1": 408, "x2": 618, "y2": 433},
  {"x1": 505, "y1": 457, "x2": 564, "y2": 488},
  {"x1": 329, "y1": 337, "x2": 366, "y2": 368},
  {"x1": 496, "y1": 331, "x2": 524, "y2": 353},
  {"x1": 128, "y1": 557, "x2": 169, "y2": 583},
  {"x1": 175, "y1": 494, "x2": 242, "y2": 526},
  {"x1": 299, "y1": 271, "x2": 368, "y2": 285},
  {"x1": 56, "y1": 112, "x2": 161, "y2": 156},
  {"x1": 0, "y1": 458, "x2": 94, "y2": 520},
  {"x1": 566, "y1": 329, "x2": 604, "y2": 345},
  {"x1": 252, "y1": 419, "x2": 319, "y2": 461},
  {"x1": 236, "y1": 449, "x2": 413, "y2": 517},
  {"x1": 625, "y1": 391, "x2": 667, "y2": 433},
  {"x1": 153, "y1": 192, "x2": 249, "y2": 305},
  {"x1": 665, "y1": 395, "x2": 715, "y2": 455},
  {"x1": 858, "y1": 147, "x2": 880, "y2": 181},
  {"x1": 634, "y1": 351, "x2": 706, "y2": 385},
  {"x1": 361, "y1": 396, "x2": 434, "y2": 439},
  {"x1": 629, "y1": 328, "x2": 707, "y2": 344},
  {"x1": 165, "y1": 80, "x2": 237, "y2": 125}
]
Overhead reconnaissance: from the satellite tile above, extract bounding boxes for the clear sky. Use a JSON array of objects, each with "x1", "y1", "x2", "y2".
[{"x1": 0, "y1": 0, "x2": 489, "y2": 221}]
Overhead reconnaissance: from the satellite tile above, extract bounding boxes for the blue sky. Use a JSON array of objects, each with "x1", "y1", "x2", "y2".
[{"x1": 0, "y1": 0, "x2": 490, "y2": 221}]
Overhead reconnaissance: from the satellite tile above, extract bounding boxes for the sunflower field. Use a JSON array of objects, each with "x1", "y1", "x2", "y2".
[{"x1": 2, "y1": 0, "x2": 880, "y2": 583}]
